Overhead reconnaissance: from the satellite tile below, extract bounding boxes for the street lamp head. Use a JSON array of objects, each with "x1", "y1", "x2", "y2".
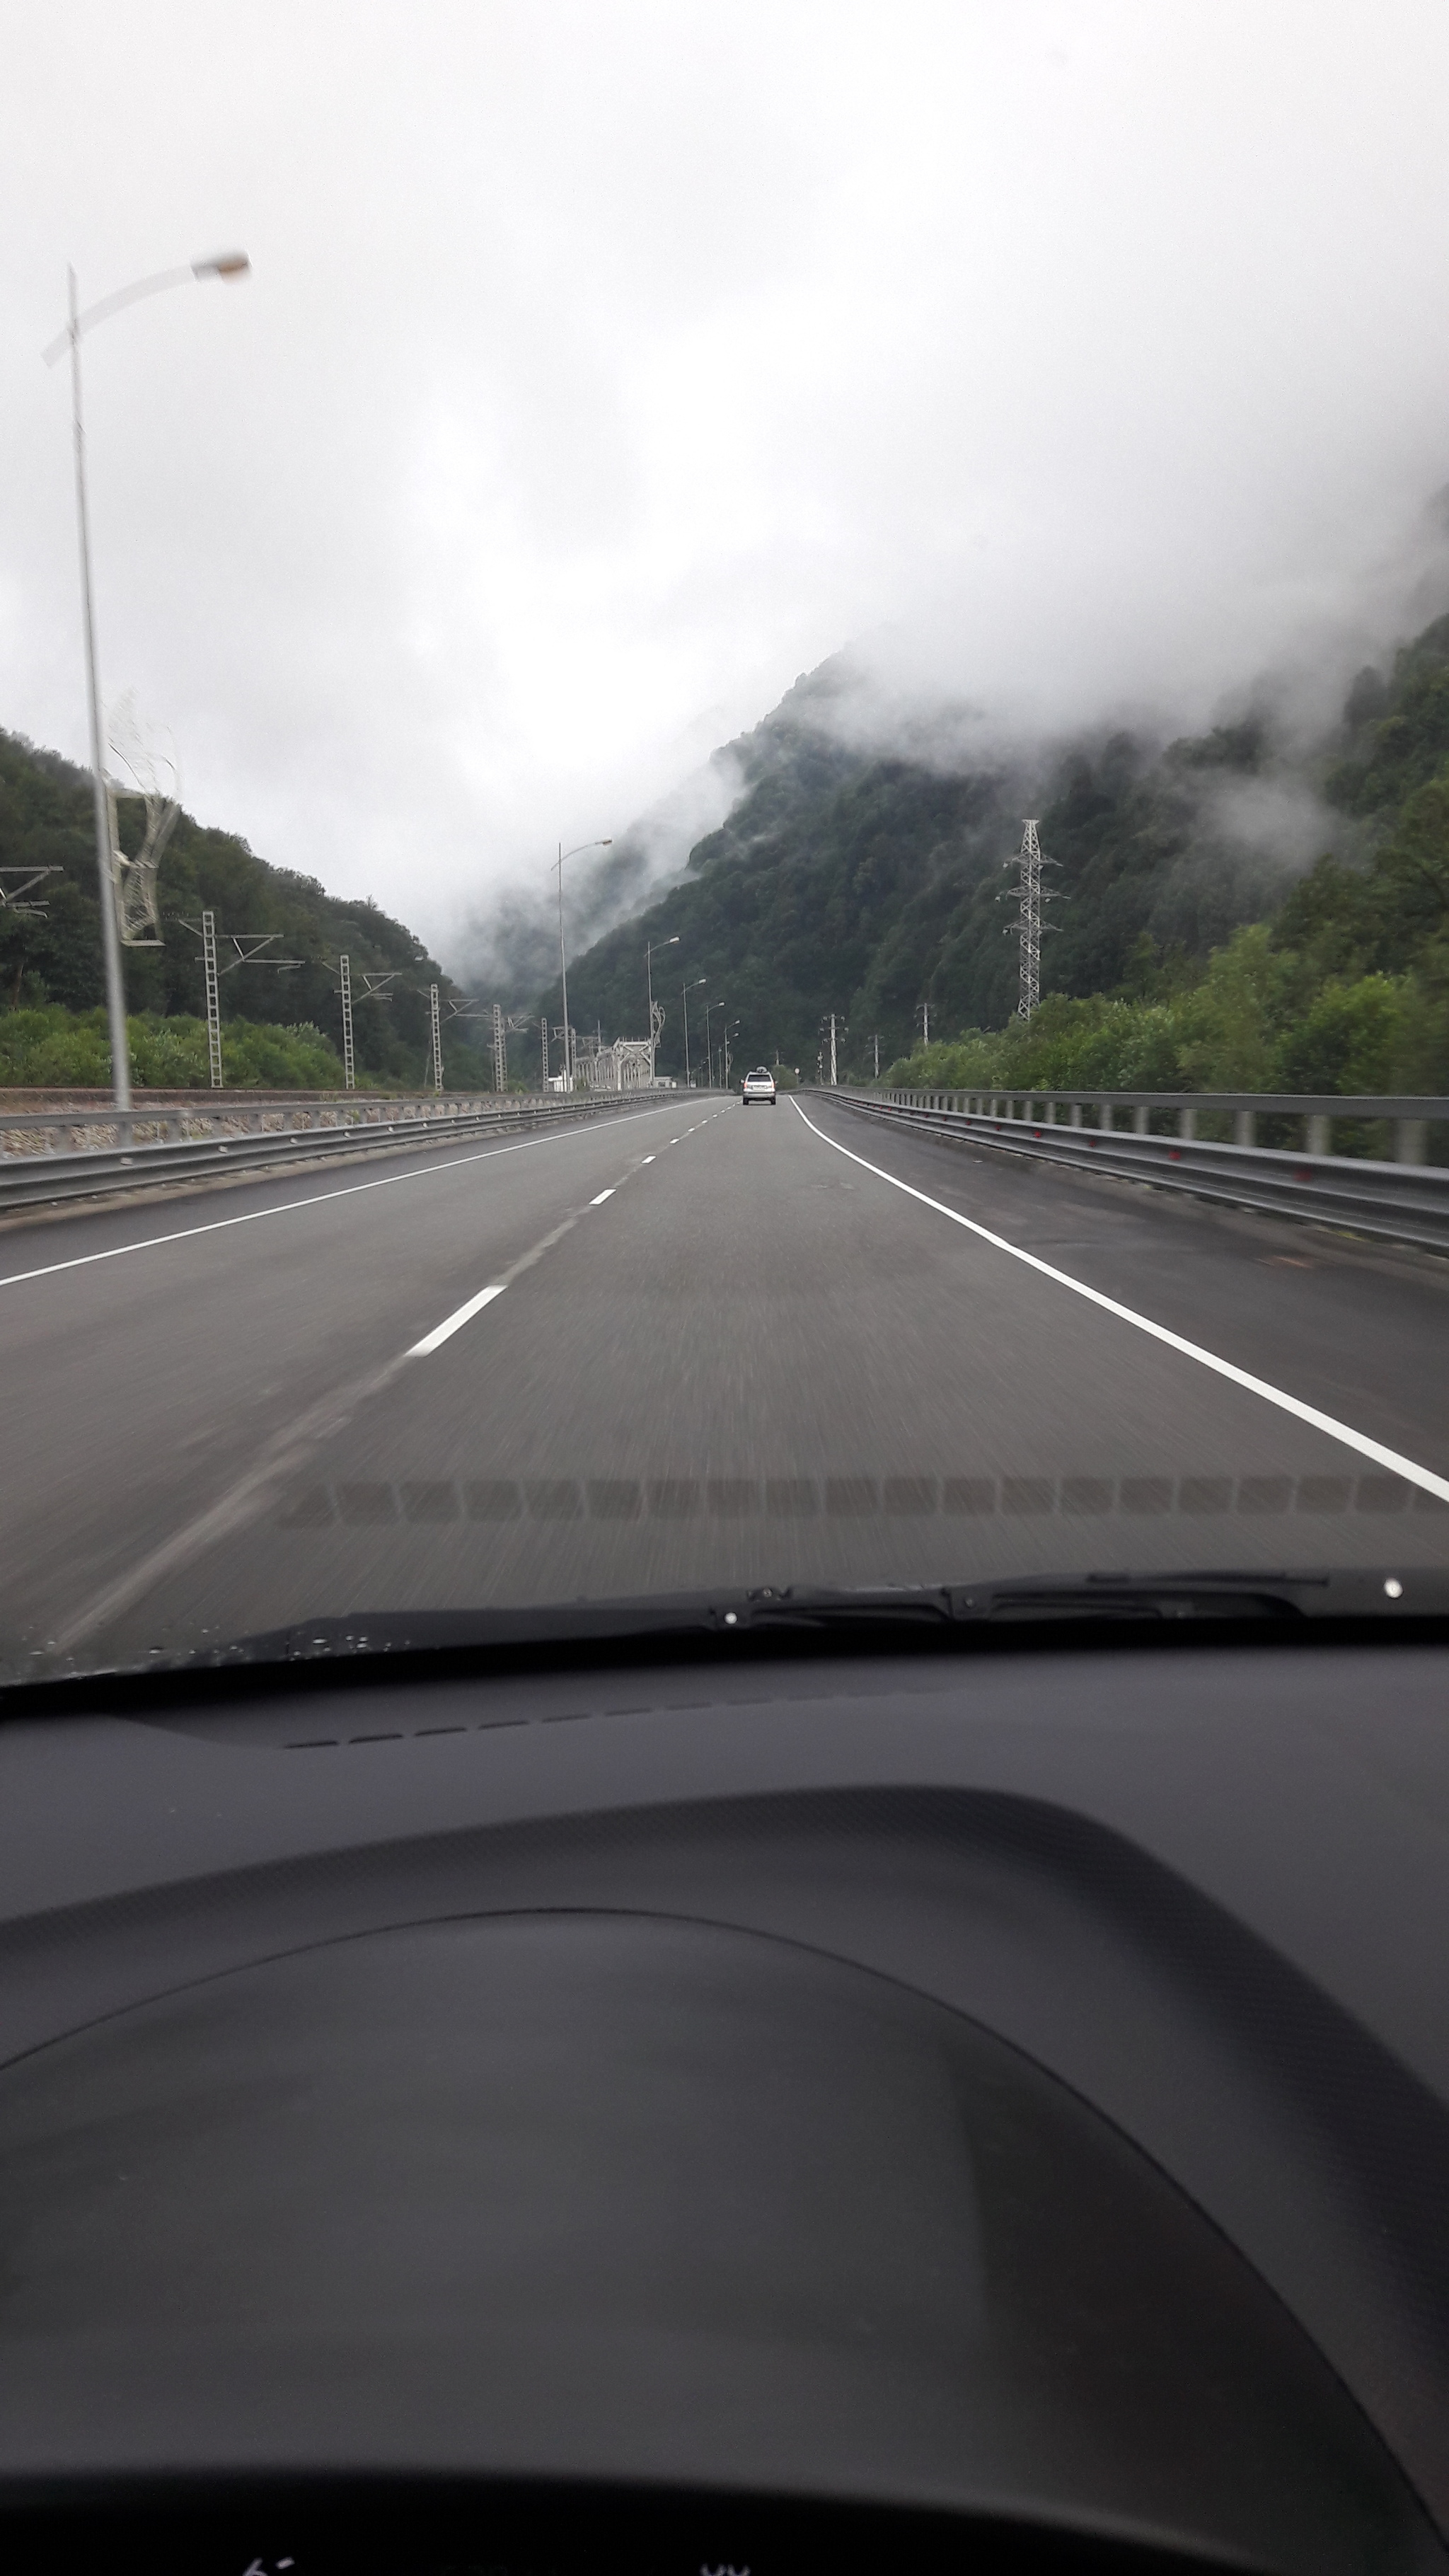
[{"x1": 194, "y1": 252, "x2": 251, "y2": 279}]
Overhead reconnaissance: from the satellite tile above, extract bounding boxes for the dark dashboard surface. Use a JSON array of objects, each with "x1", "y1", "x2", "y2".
[{"x1": 1, "y1": 1636, "x2": 1446, "y2": 2575}]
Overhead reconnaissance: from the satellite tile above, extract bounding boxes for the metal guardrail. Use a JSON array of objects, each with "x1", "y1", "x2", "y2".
[
  {"x1": 0, "y1": 1089, "x2": 658, "y2": 1215},
  {"x1": 829, "y1": 1087, "x2": 1449, "y2": 1254}
]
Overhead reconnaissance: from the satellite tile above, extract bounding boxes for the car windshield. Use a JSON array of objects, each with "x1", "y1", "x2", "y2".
[{"x1": 3, "y1": 7, "x2": 1448, "y2": 1679}]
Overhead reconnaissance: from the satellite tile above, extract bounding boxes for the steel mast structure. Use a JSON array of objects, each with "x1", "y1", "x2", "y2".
[
  {"x1": 338, "y1": 954, "x2": 355, "y2": 1090},
  {"x1": 334, "y1": 961, "x2": 398, "y2": 1091},
  {"x1": 181, "y1": 913, "x2": 303, "y2": 1088},
  {"x1": 1001, "y1": 819, "x2": 1060, "y2": 1019},
  {"x1": 106, "y1": 695, "x2": 178, "y2": 950},
  {"x1": 45, "y1": 251, "x2": 250, "y2": 1109}
]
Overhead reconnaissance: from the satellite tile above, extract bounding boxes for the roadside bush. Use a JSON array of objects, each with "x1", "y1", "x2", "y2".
[{"x1": 0, "y1": 1005, "x2": 345, "y2": 1089}]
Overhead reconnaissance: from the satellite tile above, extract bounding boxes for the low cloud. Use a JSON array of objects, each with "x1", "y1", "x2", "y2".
[{"x1": 454, "y1": 744, "x2": 744, "y2": 1005}]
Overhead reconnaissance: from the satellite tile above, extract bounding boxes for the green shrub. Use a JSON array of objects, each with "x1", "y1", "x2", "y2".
[{"x1": 0, "y1": 1005, "x2": 346, "y2": 1090}]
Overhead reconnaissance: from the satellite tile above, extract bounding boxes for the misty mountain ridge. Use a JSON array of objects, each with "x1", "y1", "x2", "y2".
[{"x1": 514, "y1": 592, "x2": 1449, "y2": 1082}]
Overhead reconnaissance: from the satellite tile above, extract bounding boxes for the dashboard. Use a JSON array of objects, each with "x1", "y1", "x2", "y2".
[{"x1": 0, "y1": 1634, "x2": 1446, "y2": 2573}]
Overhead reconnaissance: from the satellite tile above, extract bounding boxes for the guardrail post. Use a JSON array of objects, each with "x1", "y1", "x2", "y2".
[
  {"x1": 1179, "y1": 1106, "x2": 1196, "y2": 1141},
  {"x1": 1307, "y1": 1114, "x2": 1330, "y2": 1157},
  {"x1": 1397, "y1": 1118, "x2": 1428, "y2": 1165},
  {"x1": 1069, "y1": 1102, "x2": 1082, "y2": 1126},
  {"x1": 1235, "y1": 1109, "x2": 1256, "y2": 1148},
  {"x1": 1133, "y1": 1106, "x2": 1148, "y2": 1136}
]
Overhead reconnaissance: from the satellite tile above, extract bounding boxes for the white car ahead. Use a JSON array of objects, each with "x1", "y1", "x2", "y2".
[{"x1": 741, "y1": 1066, "x2": 777, "y2": 1107}]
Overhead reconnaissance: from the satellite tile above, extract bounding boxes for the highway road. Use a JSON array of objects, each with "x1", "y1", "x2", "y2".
[{"x1": 3, "y1": 1090, "x2": 1448, "y2": 1675}]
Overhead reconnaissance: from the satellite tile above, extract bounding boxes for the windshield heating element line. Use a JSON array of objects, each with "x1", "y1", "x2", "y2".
[
  {"x1": 792, "y1": 1099, "x2": 1449, "y2": 1508},
  {"x1": 407, "y1": 1281, "x2": 507, "y2": 1356}
]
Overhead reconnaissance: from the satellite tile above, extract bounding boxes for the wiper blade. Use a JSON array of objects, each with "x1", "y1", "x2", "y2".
[
  {"x1": 10, "y1": 1570, "x2": 1446, "y2": 1718},
  {"x1": 187, "y1": 1588, "x2": 961, "y2": 1667},
  {"x1": 187, "y1": 1566, "x2": 1447, "y2": 1667},
  {"x1": 950, "y1": 1568, "x2": 1449, "y2": 1622}
]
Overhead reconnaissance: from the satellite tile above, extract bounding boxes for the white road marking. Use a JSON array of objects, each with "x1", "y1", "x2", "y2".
[
  {"x1": 640, "y1": 1155, "x2": 656, "y2": 1164},
  {"x1": 793, "y1": 1099, "x2": 1449, "y2": 1506},
  {"x1": 407, "y1": 1281, "x2": 507, "y2": 1356},
  {"x1": 589, "y1": 1188, "x2": 616, "y2": 1205},
  {"x1": 0, "y1": 1104, "x2": 676, "y2": 1297}
]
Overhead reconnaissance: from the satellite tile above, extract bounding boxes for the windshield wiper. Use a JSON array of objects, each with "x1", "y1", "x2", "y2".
[
  {"x1": 167, "y1": 1565, "x2": 1449, "y2": 1667},
  {"x1": 7, "y1": 1569, "x2": 1445, "y2": 1717}
]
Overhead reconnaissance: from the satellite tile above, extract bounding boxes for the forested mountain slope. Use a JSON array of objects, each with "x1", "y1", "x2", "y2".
[
  {"x1": 0, "y1": 731, "x2": 479, "y2": 1087},
  {"x1": 544, "y1": 615, "x2": 1449, "y2": 1091}
]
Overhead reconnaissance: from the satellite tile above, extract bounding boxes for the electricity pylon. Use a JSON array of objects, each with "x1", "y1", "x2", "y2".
[{"x1": 1000, "y1": 819, "x2": 1061, "y2": 1018}]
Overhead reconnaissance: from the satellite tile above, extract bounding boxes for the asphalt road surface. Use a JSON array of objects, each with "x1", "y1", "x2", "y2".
[{"x1": 4, "y1": 1090, "x2": 1448, "y2": 1673}]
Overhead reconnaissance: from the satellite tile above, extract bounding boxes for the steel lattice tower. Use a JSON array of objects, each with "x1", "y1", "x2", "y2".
[
  {"x1": 338, "y1": 953, "x2": 356, "y2": 1090},
  {"x1": 428, "y1": 983, "x2": 444, "y2": 1093},
  {"x1": 201, "y1": 908, "x2": 223, "y2": 1089},
  {"x1": 1002, "y1": 820, "x2": 1060, "y2": 1018}
]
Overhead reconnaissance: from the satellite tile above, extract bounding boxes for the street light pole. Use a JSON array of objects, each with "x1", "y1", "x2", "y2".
[
  {"x1": 47, "y1": 251, "x2": 250, "y2": 1111},
  {"x1": 64, "y1": 267, "x2": 131, "y2": 1110},
  {"x1": 552, "y1": 836, "x2": 611, "y2": 1090},
  {"x1": 702, "y1": 998, "x2": 718, "y2": 1088},
  {"x1": 682, "y1": 976, "x2": 705, "y2": 1086},
  {"x1": 645, "y1": 934, "x2": 678, "y2": 1080}
]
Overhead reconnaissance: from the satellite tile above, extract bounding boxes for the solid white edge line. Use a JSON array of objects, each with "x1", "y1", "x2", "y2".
[
  {"x1": 792, "y1": 1097, "x2": 1449, "y2": 1507},
  {"x1": 589, "y1": 1189, "x2": 616, "y2": 1204},
  {"x1": 408, "y1": 1281, "x2": 507, "y2": 1356},
  {"x1": 0, "y1": 1104, "x2": 675, "y2": 1295}
]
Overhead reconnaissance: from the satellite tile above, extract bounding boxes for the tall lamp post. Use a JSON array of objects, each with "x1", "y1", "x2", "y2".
[
  {"x1": 45, "y1": 251, "x2": 251, "y2": 1111},
  {"x1": 552, "y1": 837, "x2": 611, "y2": 1090},
  {"x1": 645, "y1": 933, "x2": 678, "y2": 1080},
  {"x1": 681, "y1": 977, "x2": 705, "y2": 1087},
  {"x1": 703, "y1": 997, "x2": 724, "y2": 1090}
]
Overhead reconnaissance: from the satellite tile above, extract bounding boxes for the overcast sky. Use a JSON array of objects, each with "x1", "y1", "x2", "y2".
[{"x1": 6, "y1": 1, "x2": 1449, "y2": 965}]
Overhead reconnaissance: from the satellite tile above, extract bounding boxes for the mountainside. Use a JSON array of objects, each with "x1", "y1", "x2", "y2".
[
  {"x1": 540, "y1": 617, "x2": 1449, "y2": 1089},
  {"x1": 0, "y1": 732, "x2": 481, "y2": 1087}
]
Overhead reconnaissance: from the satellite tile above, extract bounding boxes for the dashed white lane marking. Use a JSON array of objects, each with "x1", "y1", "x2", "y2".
[
  {"x1": 792, "y1": 1098, "x2": 1449, "y2": 1507},
  {"x1": 407, "y1": 1281, "x2": 507, "y2": 1356},
  {"x1": 0, "y1": 1104, "x2": 676, "y2": 1296},
  {"x1": 589, "y1": 1189, "x2": 616, "y2": 1205},
  {"x1": 640, "y1": 1155, "x2": 656, "y2": 1164}
]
